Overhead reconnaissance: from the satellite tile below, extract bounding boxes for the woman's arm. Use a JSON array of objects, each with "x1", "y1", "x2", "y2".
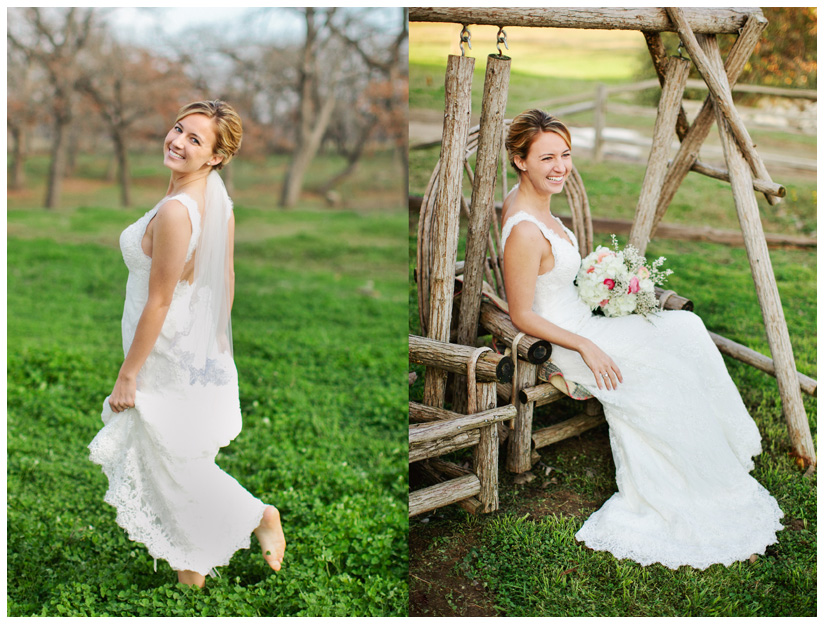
[
  {"x1": 108, "y1": 200, "x2": 192, "y2": 412},
  {"x1": 503, "y1": 223, "x2": 622, "y2": 391}
]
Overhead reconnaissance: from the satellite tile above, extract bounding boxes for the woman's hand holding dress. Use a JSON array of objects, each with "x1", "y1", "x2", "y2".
[{"x1": 108, "y1": 199, "x2": 192, "y2": 413}]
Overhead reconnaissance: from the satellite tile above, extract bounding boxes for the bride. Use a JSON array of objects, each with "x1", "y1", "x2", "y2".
[
  {"x1": 88, "y1": 100, "x2": 286, "y2": 587},
  {"x1": 500, "y1": 109, "x2": 783, "y2": 569}
]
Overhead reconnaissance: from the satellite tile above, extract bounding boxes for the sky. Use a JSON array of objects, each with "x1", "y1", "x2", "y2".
[{"x1": 106, "y1": 7, "x2": 402, "y2": 49}]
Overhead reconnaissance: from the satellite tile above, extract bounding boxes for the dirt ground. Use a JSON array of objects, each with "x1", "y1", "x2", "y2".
[{"x1": 408, "y1": 425, "x2": 612, "y2": 617}]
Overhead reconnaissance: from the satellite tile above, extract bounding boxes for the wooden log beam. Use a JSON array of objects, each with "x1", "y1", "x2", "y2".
[
  {"x1": 409, "y1": 8, "x2": 761, "y2": 34},
  {"x1": 409, "y1": 401, "x2": 464, "y2": 424},
  {"x1": 519, "y1": 382, "x2": 566, "y2": 406},
  {"x1": 410, "y1": 430, "x2": 480, "y2": 463},
  {"x1": 410, "y1": 334, "x2": 513, "y2": 384},
  {"x1": 653, "y1": 14, "x2": 769, "y2": 233},
  {"x1": 709, "y1": 332, "x2": 817, "y2": 397},
  {"x1": 416, "y1": 460, "x2": 481, "y2": 515},
  {"x1": 688, "y1": 159, "x2": 785, "y2": 198},
  {"x1": 424, "y1": 53, "x2": 475, "y2": 408},
  {"x1": 409, "y1": 474, "x2": 481, "y2": 518},
  {"x1": 506, "y1": 360, "x2": 539, "y2": 473},
  {"x1": 533, "y1": 413, "x2": 606, "y2": 449},
  {"x1": 629, "y1": 55, "x2": 691, "y2": 255},
  {"x1": 654, "y1": 287, "x2": 694, "y2": 311},
  {"x1": 666, "y1": 7, "x2": 780, "y2": 206},
  {"x1": 409, "y1": 404, "x2": 517, "y2": 445},
  {"x1": 479, "y1": 301, "x2": 552, "y2": 364},
  {"x1": 703, "y1": 34, "x2": 816, "y2": 469}
]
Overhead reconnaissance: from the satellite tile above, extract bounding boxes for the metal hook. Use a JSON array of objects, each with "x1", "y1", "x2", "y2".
[
  {"x1": 459, "y1": 24, "x2": 472, "y2": 57},
  {"x1": 496, "y1": 26, "x2": 508, "y2": 57}
]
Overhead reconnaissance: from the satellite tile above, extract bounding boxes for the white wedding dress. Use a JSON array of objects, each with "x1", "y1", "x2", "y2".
[
  {"x1": 88, "y1": 192, "x2": 266, "y2": 576},
  {"x1": 501, "y1": 211, "x2": 783, "y2": 570}
]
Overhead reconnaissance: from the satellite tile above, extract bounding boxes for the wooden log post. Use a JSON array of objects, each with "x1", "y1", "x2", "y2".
[
  {"x1": 457, "y1": 54, "x2": 511, "y2": 350},
  {"x1": 592, "y1": 83, "x2": 607, "y2": 163},
  {"x1": 506, "y1": 359, "x2": 539, "y2": 473},
  {"x1": 666, "y1": 7, "x2": 780, "y2": 206},
  {"x1": 628, "y1": 55, "x2": 690, "y2": 255},
  {"x1": 453, "y1": 58, "x2": 510, "y2": 412},
  {"x1": 473, "y1": 381, "x2": 500, "y2": 512},
  {"x1": 642, "y1": 32, "x2": 691, "y2": 141},
  {"x1": 701, "y1": 34, "x2": 816, "y2": 469},
  {"x1": 424, "y1": 54, "x2": 475, "y2": 408},
  {"x1": 651, "y1": 15, "x2": 769, "y2": 234}
]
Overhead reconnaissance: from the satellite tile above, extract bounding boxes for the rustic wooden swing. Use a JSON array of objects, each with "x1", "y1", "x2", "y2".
[{"x1": 409, "y1": 7, "x2": 816, "y2": 516}]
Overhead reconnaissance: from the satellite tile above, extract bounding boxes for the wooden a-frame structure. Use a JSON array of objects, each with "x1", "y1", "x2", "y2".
[{"x1": 410, "y1": 8, "x2": 815, "y2": 516}]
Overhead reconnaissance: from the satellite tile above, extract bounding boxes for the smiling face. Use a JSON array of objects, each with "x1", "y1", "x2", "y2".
[
  {"x1": 514, "y1": 130, "x2": 572, "y2": 196},
  {"x1": 163, "y1": 113, "x2": 222, "y2": 173}
]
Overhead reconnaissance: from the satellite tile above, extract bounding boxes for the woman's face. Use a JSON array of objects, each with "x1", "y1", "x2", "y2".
[
  {"x1": 514, "y1": 130, "x2": 572, "y2": 196},
  {"x1": 163, "y1": 113, "x2": 222, "y2": 173}
]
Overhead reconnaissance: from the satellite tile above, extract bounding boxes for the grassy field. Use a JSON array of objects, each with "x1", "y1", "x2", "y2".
[
  {"x1": 7, "y1": 152, "x2": 408, "y2": 616},
  {"x1": 409, "y1": 23, "x2": 816, "y2": 618}
]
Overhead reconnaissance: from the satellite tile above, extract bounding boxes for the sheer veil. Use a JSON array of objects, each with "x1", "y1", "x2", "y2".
[{"x1": 188, "y1": 169, "x2": 234, "y2": 373}]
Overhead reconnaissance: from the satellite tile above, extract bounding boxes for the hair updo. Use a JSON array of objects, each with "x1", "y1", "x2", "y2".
[
  {"x1": 505, "y1": 109, "x2": 572, "y2": 174},
  {"x1": 175, "y1": 100, "x2": 243, "y2": 170}
]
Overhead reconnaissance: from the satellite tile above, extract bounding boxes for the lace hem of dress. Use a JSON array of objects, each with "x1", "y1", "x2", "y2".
[{"x1": 88, "y1": 411, "x2": 266, "y2": 576}]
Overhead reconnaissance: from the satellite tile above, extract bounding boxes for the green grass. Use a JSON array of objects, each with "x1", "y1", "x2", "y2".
[{"x1": 7, "y1": 155, "x2": 408, "y2": 616}]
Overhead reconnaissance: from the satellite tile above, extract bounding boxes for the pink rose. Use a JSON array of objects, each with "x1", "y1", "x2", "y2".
[
  {"x1": 628, "y1": 276, "x2": 640, "y2": 294},
  {"x1": 603, "y1": 278, "x2": 615, "y2": 290},
  {"x1": 586, "y1": 266, "x2": 595, "y2": 274},
  {"x1": 599, "y1": 299, "x2": 609, "y2": 307},
  {"x1": 596, "y1": 250, "x2": 613, "y2": 263},
  {"x1": 637, "y1": 266, "x2": 650, "y2": 279}
]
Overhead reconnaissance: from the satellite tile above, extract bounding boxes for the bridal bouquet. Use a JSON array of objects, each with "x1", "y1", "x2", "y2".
[{"x1": 576, "y1": 235, "x2": 673, "y2": 318}]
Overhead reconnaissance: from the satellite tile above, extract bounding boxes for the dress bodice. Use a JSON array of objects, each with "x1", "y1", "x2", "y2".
[
  {"x1": 118, "y1": 193, "x2": 202, "y2": 361},
  {"x1": 120, "y1": 193, "x2": 201, "y2": 276},
  {"x1": 500, "y1": 211, "x2": 593, "y2": 331}
]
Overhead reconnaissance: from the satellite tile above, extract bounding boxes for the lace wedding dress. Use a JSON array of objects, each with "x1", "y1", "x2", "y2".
[
  {"x1": 88, "y1": 192, "x2": 266, "y2": 576},
  {"x1": 501, "y1": 211, "x2": 783, "y2": 570}
]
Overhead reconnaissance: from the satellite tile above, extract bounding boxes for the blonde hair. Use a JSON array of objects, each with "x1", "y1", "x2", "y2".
[
  {"x1": 175, "y1": 100, "x2": 243, "y2": 170},
  {"x1": 505, "y1": 109, "x2": 572, "y2": 174}
]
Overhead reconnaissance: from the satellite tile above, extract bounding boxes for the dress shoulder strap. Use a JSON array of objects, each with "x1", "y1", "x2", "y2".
[
  {"x1": 501, "y1": 211, "x2": 554, "y2": 256},
  {"x1": 165, "y1": 193, "x2": 201, "y2": 230}
]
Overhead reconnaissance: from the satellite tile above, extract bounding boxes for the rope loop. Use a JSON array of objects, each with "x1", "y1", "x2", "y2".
[{"x1": 466, "y1": 346, "x2": 492, "y2": 415}]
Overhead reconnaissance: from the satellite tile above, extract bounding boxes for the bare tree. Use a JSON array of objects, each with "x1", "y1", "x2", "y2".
[
  {"x1": 78, "y1": 35, "x2": 191, "y2": 207},
  {"x1": 7, "y1": 44, "x2": 47, "y2": 190},
  {"x1": 279, "y1": 8, "x2": 342, "y2": 208},
  {"x1": 8, "y1": 8, "x2": 99, "y2": 208}
]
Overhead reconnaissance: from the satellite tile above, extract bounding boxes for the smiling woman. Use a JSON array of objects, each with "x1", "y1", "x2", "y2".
[{"x1": 87, "y1": 100, "x2": 286, "y2": 589}]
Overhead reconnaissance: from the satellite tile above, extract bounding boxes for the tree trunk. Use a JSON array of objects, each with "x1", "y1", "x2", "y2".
[
  {"x1": 9, "y1": 125, "x2": 26, "y2": 190},
  {"x1": 112, "y1": 130, "x2": 131, "y2": 207},
  {"x1": 45, "y1": 114, "x2": 70, "y2": 209}
]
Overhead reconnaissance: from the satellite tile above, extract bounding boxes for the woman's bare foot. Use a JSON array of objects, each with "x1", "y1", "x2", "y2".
[
  {"x1": 177, "y1": 569, "x2": 205, "y2": 587},
  {"x1": 253, "y1": 505, "x2": 286, "y2": 571}
]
